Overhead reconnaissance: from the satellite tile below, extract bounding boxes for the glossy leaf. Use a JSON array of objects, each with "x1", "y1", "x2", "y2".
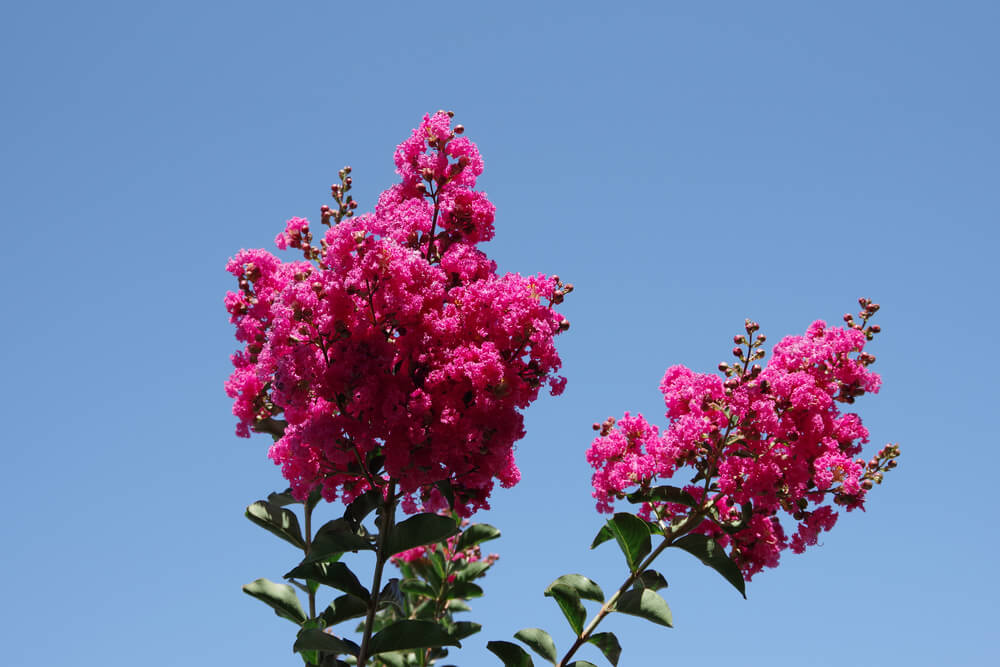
[
  {"x1": 386, "y1": 513, "x2": 459, "y2": 557},
  {"x1": 547, "y1": 574, "x2": 604, "y2": 603},
  {"x1": 245, "y1": 501, "x2": 306, "y2": 550},
  {"x1": 487, "y1": 640, "x2": 535, "y2": 667},
  {"x1": 544, "y1": 583, "x2": 586, "y2": 635},
  {"x1": 456, "y1": 523, "x2": 501, "y2": 551},
  {"x1": 368, "y1": 620, "x2": 461, "y2": 655},
  {"x1": 590, "y1": 525, "x2": 613, "y2": 549},
  {"x1": 306, "y1": 519, "x2": 374, "y2": 562},
  {"x1": 625, "y1": 485, "x2": 697, "y2": 507},
  {"x1": 294, "y1": 628, "x2": 359, "y2": 656},
  {"x1": 242, "y1": 578, "x2": 306, "y2": 625},
  {"x1": 449, "y1": 621, "x2": 482, "y2": 640},
  {"x1": 320, "y1": 594, "x2": 369, "y2": 627},
  {"x1": 344, "y1": 490, "x2": 381, "y2": 530},
  {"x1": 375, "y1": 653, "x2": 406, "y2": 667},
  {"x1": 447, "y1": 600, "x2": 471, "y2": 612},
  {"x1": 670, "y1": 534, "x2": 746, "y2": 598},
  {"x1": 453, "y1": 560, "x2": 491, "y2": 582},
  {"x1": 268, "y1": 488, "x2": 299, "y2": 506},
  {"x1": 514, "y1": 628, "x2": 557, "y2": 663},
  {"x1": 614, "y1": 588, "x2": 673, "y2": 627},
  {"x1": 285, "y1": 561, "x2": 369, "y2": 599},
  {"x1": 399, "y1": 578, "x2": 436, "y2": 598},
  {"x1": 448, "y1": 581, "x2": 484, "y2": 599},
  {"x1": 606, "y1": 513, "x2": 651, "y2": 572},
  {"x1": 634, "y1": 570, "x2": 668, "y2": 591},
  {"x1": 434, "y1": 478, "x2": 455, "y2": 510},
  {"x1": 588, "y1": 632, "x2": 621, "y2": 666},
  {"x1": 567, "y1": 662, "x2": 599, "y2": 667}
]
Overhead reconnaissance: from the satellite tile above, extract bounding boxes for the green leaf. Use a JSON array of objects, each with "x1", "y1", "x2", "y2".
[
  {"x1": 368, "y1": 620, "x2": 461, "y2": 655},
  {"x1": 344, "y1": 490, "x2": 381, "y2": 530},
  {"x1": 613, "y1": 588, "x2": 673, "y2": 627},
  {"x1": 374, "y1": 654, "x2": 405, "y2": 667},
  {"x1": 543, "y1": 583, "x2": 586, "y2": 635},
  {"x1": 625, "y1": 485, "x2": 697, "y2": 507},
  {"x1": 449, "y1": 621, "x2": 482, "y2": 640},
  {"x1": 399, "y1": 578, "x2": 436, "y2": 598},
  {"x1": 514, "y1": 628, "x2": 556, "y2": 664},
  {"x1": 245, "y1": 501, "x2": 306, "y2": 550},
  {"x1": 605, "y1": 513, "x2": 651, "y2": 572},
  {"x1": 447, "y1": 600, "x2": 471, "y2": 612},
  {"x1": 285, "y1": 561, "x2": 370, "y2": 599},
  {"x1": 487, "y1": 640, "x2": 535, "y2": 667},
  {"x1": 547, "y1": 574, "x2": 604, "y2": 603},
  {"x1": 386, "y1": 513, "x2": 459, "y2": 557},
  {"x1": 670, "y1": 534, "x2": 746, "y2": 598},
  {"x1": 306, "y1": 519, "x2": 374, "y2": 562},
  {"x1": 306, "y1": 485, "x2": 323, "y2": 513},
  {"x1": 379, "y1": 578, "x2": 404, "y2": 612},
  {"x1": 320, "y1": 594, "x2": 369, "y2": 627},
  {"x1": 567, "y1": 662, "x2": 599, "y2": 667},
  {"x1": 242, "y1": 578, "x2": 306, "y2": 625},
  {"x1": 448, "y1": 581, "x2": 483, "y2": 599},
  {"x1": 634, "y1": 570, "x2": 668, "y2": 591},
  {"x1": 588, "y1": 632, "x2": 621, "y2": 666},
  {"x1": 453, "y1": 560, "x2": 491, "y2": 582},
  {"x1": 456, "y1": 523, "x2": 501, "y2": 551},
  {"x1": 591, "y1": 525, "x2": 613, "y2": 549},
  {"x1": 268, "y1": 488, "x2": 299, "y2": 506},
  {"x1": 293, "y1": 628, "x2": 359, "y2": 656}
]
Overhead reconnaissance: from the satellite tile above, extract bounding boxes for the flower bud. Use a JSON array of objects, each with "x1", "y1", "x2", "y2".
[
  {"x1": 454, "y1": 124, "x2": 465, "y2": 134},
  {"x1": 734, "y1": 335, "x2": 747, "y2": 345},
  {"x1": 718, "y1": 362, "x2": 730, "y2": 372}
]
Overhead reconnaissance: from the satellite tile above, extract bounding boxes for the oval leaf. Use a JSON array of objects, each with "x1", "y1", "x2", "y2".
[
  {"x1": 614, "y1": 588, "x2": 673, "y2": 627},
  {"x1": 306, "y1": 519, "x2": 374, "y2": 562},
  {"x1": 543, "y1": 583, "x2": 586, "y2": 635},
  {"x1": 588, "y1": 632, "x2": 621, "y2": 666},
  {"x1": 567, "y1": 662, "x2": 599, "y2": 667},
  {"x1": 246, "y1": 501, "x2": 305, "y2": 550},
  {"x1": 285, "y1": 561, "x2": 369, "y2": 599},
  {"x1": 634, "y1": 570, "x2": 668, "y2": 591},
  {"x1": 448, "y1": 581, "x2": 484, "y2": 600},
  {"x1": 670, "y1": 534, "x2": 746, "y2": 598},
  {"x1": 294, "y1": 628, "x2": 359, "y2": 656},
  {"x1": 368, "y1": 620, "x2": 461, "y2": 655},
  {"x1": 449, "y1": 621, "x2": 482, "y2": 640},
  {"x1": 591, "y1": 525, "x2": 613, "y2": 549},
  {"x1": 456, "y1": 523, "x2": 501, "y2": 551},
  {"x1": 343, "y1": 490, "x2": 381, "y2": 529},
  {"x1": 606, "y1": 513, "x2": 651, "y2": 572},
  {"x1": 514, "y1": 628, "x2": 557, "y2": 663},
  {"x1": 487, "y1": 640, "x2": 535, "y2": 667},
  {"x1": 548, "y1": 574, "x2": 604, "y2": 603},
  {"x1": 242, "y1": 578, "x2": 306, "y2": 625},
  {"x1": 387, "y1": 513, "x2": 459, "y2": 557},
  {"x1": 320, "y1": 594, "x2": 368, "y2": 627}
]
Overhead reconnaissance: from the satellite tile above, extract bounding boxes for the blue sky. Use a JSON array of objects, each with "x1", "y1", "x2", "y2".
[{"x1": 2, "y1": 1, "x2": 997, "y2": 665}]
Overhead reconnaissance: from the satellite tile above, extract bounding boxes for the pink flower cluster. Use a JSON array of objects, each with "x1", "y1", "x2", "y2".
[
  {"x1": 392, "y1": 520, "x2": 499, "y2": 576},
  {"x1": 225, "y1": 112, "x2": 570, "y2": 516},
  {"x1": 587, "y1": 302, "x2": 897, "y2": 578}
]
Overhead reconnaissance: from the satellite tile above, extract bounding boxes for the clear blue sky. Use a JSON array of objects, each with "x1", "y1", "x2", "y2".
[{"x1": 2, "y1": 1, "x2": 997, "y2": 665}]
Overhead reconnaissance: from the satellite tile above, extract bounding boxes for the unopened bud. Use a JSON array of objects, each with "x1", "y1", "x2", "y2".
[
  {"x1": 343, "y1": 165, "x2": 352, "y2": 174},
  {"x1": 454, "y1": 124, "x2": 465, "y2": 134},
  {"x1": 558, "y1": 318, "x2": 570, "y2": 332},
  {"x1": 718, "y1": 362, "x2": 730, "y2": 372},
  {"x1": 349, "y1": 200, "x2": 358, "y2": 209},
  {"x1": 734, "y1": 335, "x2": 747, "y2": 345},
  {"x1": 732, "y1": 346, "x2": 743, "y2": 357}
]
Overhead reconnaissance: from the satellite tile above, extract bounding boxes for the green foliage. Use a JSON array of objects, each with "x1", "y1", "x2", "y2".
[
  {"x1": 245, "y1": 500, "x2": 306, "y2": 550},
  {"x1": 386, "y1": 513, "x2": 459, "y2": 556},
  {"x1": 242, "y1": 578, "x2": 307, "y2": 625},
  {"x1": 604, "y1": 513, "x2": 651, "y2": 572},
  {"x1": 514, "y1": 628, "x2": 557, "y2": 664},
  {"x1": 286, "y1": 561, "x2": 370, "y2": 599},
  {"x1": 613, "y1": 588, "x2": 673, "y2": 628},
  {"x1": 669, "y1": 534, "x2": 746, "y2": 598},
  {"x1": 544, "y1": 583, "x2": 586, "y2": 635},
  {"x1": 368, "y1": 620, "x2": 462, "y2": 655},
  {"x1": 487, "y1": 640, "x2": 535, "y2": 667},
  {"x1": 625, "y1": 485, "x2": 697, "y2": 507},
  {"x1": 588, "y1": 632, "x2": 621, "y2": 666}
]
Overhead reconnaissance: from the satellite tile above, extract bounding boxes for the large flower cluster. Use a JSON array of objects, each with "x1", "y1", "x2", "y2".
[
  {"x1": 225, "y1": 112, "x2": 570, "y2": 516},
  {"x1": 587, "y1": 300, "x2": 898, "y2": 578}
]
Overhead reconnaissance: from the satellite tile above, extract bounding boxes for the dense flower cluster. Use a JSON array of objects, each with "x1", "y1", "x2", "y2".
[
  {"x1": 587, "y1": 300, "x2": 898, "y2": 578},
  {"x1": 226, "y1": 112, "x2": 570, "y2": 516}
]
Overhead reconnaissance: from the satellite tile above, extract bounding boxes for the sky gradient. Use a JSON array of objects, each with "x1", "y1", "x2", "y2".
[{"x1": 2, "y1": 2, "x2": 997, "y2": 665}]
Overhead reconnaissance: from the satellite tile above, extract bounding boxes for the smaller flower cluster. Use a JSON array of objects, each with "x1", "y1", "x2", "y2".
[
  {"x1": 587, "y1": 299, "x2": 899, "y2": 579},
  {"x1": 393, "y1": 519, "x2": 500, "y2": 577}
]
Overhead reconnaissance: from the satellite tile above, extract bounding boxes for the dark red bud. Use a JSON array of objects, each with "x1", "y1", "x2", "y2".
[{"x1": 454, "y1": 124, "x2": 465, "y2": 134}]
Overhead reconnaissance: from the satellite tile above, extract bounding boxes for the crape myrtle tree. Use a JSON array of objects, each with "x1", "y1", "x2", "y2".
[{"x1": 224, "y1": 112, "x2": 899, "y2": 667}]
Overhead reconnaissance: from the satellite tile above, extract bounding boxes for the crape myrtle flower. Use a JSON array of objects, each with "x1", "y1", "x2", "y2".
[
  {"x1": 588, "y1": 300, "x2": 898, "y2": 579},
  {"x1": 226, "y1": 112, "x2": 571, "y2": 517}
]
